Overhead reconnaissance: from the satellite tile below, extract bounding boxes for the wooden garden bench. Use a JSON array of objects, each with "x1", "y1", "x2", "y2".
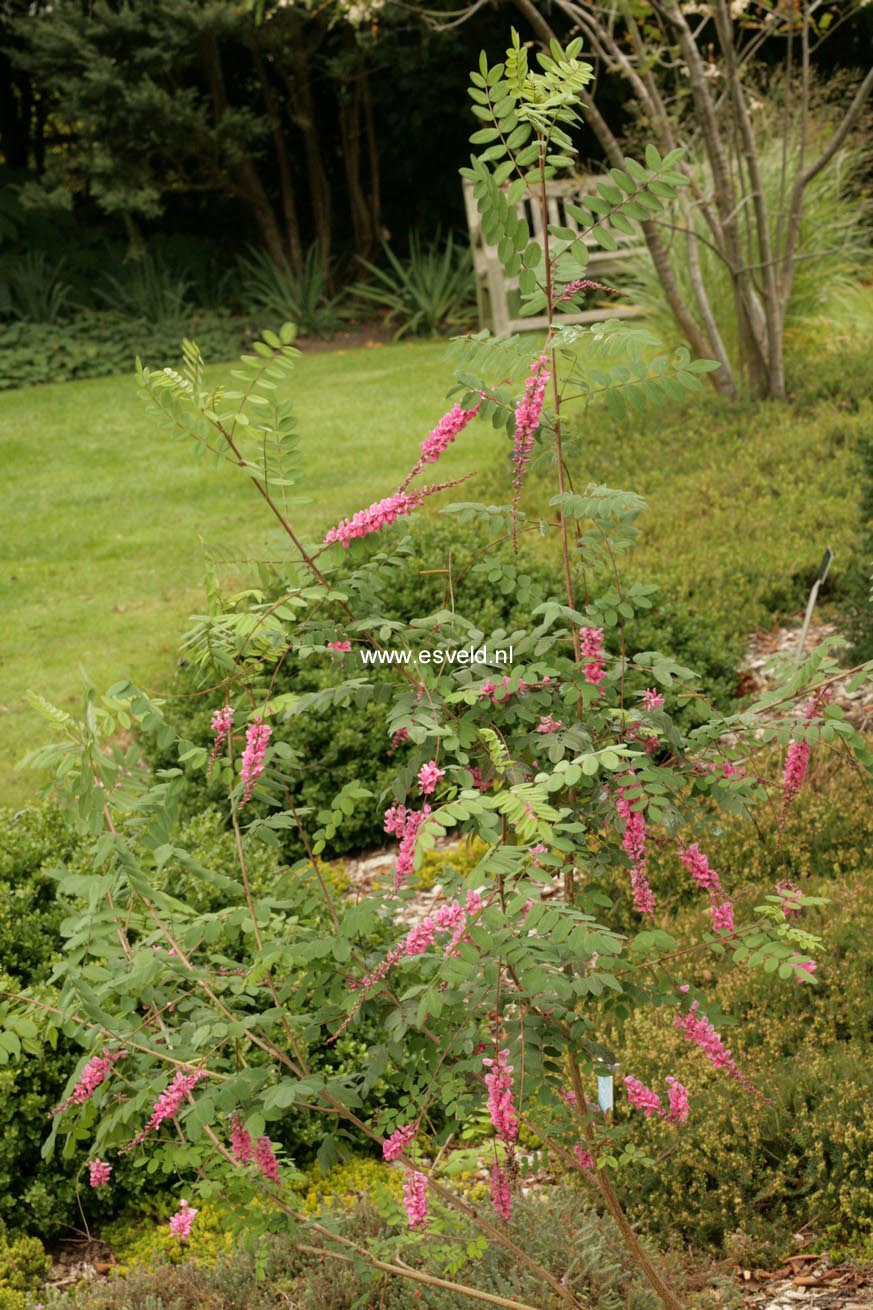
[{"x1": 462, "y1": 176, "x2": 645, "y2": 335}]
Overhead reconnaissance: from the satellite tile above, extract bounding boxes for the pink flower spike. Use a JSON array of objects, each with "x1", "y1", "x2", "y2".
[
  {"x1": 573, "y1": 1144, "x2": 595, "y2": 1169},
  {"x1": 781, "y1": 739, "x2": 811, "y2": 816},
  {"x1": 403, "y1": 1170, "x2": 429, "y2": 1230},
  {"x1": 489, "y1": 1161, "x2": 513, "y2": 1221},
  {"x1": 53, "y1": 1047, "x2": 126, "y2": 1117},
  {"x1": 616, "y1": 777, "x2": 655, "y2": 916},
  {"x1": 556, "y1": 279, "x2": 622, "y2": 305},
  {"x1": 674, "y1": 1001, "x2": 756, "y2": 1093},
  {"x1": 208, "y1": 705, "x2": 234, "y2": 768},
  {"x1": 384, "y1": 803, "x2": 431, "y2": 891},
  {"x1": 483, "y1": 1049, "x2": 519, "y2": 1145},
  {"x1": 625, "y1": 1075, "x2": 663, "y2": 1118},
  {"x1": 776, "y1": 880, "x2": 803, "y2": 919},
  {"x1": 240, "y1": 717, "x2": 271, "y2": 806},
  {"x1": 642, "y1": 688, "x2": 664, "y2": 711},
  {"x1": 678, "y1": 843, "x2": 722, "y2": 893},
  {"x1": 792, "y1": 958, "x2": 817, "y2": 981},
  {"x1": 400, "y1": 402, "x2": 480, "y2": 490},
  {"x1": 579, "y1": 627, "x2": 607, "y2": 688},
  {"x1": 327, "y1": 640, "x2": 352, "y2": 653},
  {"x1": 665, "y1": 1077, "x2": 690, "y2": 1123},
  {"x1": 710, "y1": 899, "x2": 735, "y2": 936},
  {"x1": 383, "y1": 1123, "x2": 417, "y2": 1161},
  {"x1": 511, "y1": 352, "x2": 550, "y2": 543},
  {"x1": 536, "y1": 715, "x2": 563, "y2": 734},
  {"x1": 168, "y1": 1199, "x2": 198, "y2": 1241},
  {"x1": 324, "y1": 476, "x2": 472, "y2": 549},
  {"x1": 254, "y1": 1135, "x2": 280, "y2": 1182},
  {"x1": 417, "y1": 760, "x2": 445, "y2": 796},
  {"x1": 230, "y1": 1113, "x2": 254, "y2": 1165},
  {"x1": 124, "y1": 1067, "x2": 207, "y2": 1150},
  {"x1": 89, "y1": 1158, "x2": 112, "y2": 1188}
]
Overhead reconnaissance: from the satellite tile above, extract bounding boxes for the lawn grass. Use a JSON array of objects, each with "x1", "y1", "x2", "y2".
[
  {"x1": 2, "y1": 332, "x2": 869, "y2": 808},
  {"x1": 0, "y1": 339, "x2": 504, "y2": 805}
]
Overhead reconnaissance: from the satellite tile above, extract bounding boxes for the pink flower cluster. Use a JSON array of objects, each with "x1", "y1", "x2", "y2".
[
  {"x1": 403, "y1": 1170, "x2": 429, "y2": 1229},
  {"x1": 417, "y1": 760, "x2": 445, "y2": 795},
  {"x1": 573, "y1": 1144, "x2": 595, "y2": 1170},
  {"x1": 489, "y1": 1161, "x2": 513, "y2": 1221},
  {"x1": 352, "y1": 889, "x2": 485, "y2": 995},
  {"x1": 89, "y1": 1158, "x2": 112, "y2": 1188},
  {"x1": 325, "y1": 477, "x2": 469, "y2": 549},
  {"x1": 383, "y1": 1122, "x2": 417, "y2": 1161},
  {"x1": 678, "y1": 843, "x2": 735, "y2": 937},
  {"x1": 254, "y1": 1135, "x2": 280, "y2": 1182},
  {"x1": 125, "y1": 1067, "x2": 207, "y2": 1150},
  {"x1": 674, "y1": 1001, "x2": 755, "y2": 1092},
  {"x1": 483, "y1": 1049, "x2": 518, "y2": 1145},
  {"x1": 536, "y1": 715, "x2": 563, "y2": 734},
  {"x1": 616, "y1": 778, "x2": 655, "y2": 916},
  {"x1": 511, "y1": 353, "x2": 550, "y2": 534},
  {"x1": 781, "y1": 739, "x2": 810, "y2": 811},
  {"x1": 400, "y1": 402, "x2": 480, "y2": 489},
  {"x1": 781, "y1": 694, "x2": 827, "y2": 818},
  {"x1": 169, "y1": 1199, "x2": 197, "y2": 1241},
  {"x1": 641, "y1": 688, "x2": 664, "y2": 711},
  {"x1": 776, "y1": 880, "x2": 803, "y2": 919},
  {"x1": 792, "y1": 957, "x2": 817, "y2": 981},
  {"x1": 327, "y1": 640, "x2": 352, "y2": 653},
  {"x1": 625, "y1": 1075, "x2": 690, "y2": 1123},
  {"x1": 579, "y1": 627, "x2": 606, "y2": 688},
  {"x1": 53, "y1": 1047, "x2": 126, "y2": 1117},
  {"x1": 208, "y1": 705, "x2": 234, "y2": 768},
  {"x1": 384, "y1": 802, "x2": 432, "y2": 890},
  {"x1": 229, "y1": 1113, "x2": 280, "y2": 1181},
  {"x1": 325, "y1": 489, "x2": 424, "y2": 547},
  {"x1": 555, "y1": 279, "x2": 621, "y2": 304},
  {"x1": 240, "y1": 717, "x2": 271, "y2": 806}
]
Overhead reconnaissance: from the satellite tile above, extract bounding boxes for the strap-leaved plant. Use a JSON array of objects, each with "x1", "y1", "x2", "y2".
[{"x1": 7, "y1": 32, "x2": 871, "y2": 1310}]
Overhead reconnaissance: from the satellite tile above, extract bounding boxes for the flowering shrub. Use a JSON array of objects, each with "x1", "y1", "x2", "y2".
[{"x1": 7, "y1": 32, "x2": 872, "y2": 1310}]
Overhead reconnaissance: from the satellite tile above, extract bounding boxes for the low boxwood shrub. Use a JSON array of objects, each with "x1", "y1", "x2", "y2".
[{"x1": 0, "y1": 1221, "x2": 50, "y2": 1310}]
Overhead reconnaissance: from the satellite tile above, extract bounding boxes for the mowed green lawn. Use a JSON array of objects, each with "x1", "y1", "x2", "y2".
[{"x1": 0, "y1": 340, "x2": 505, "y2": 804}]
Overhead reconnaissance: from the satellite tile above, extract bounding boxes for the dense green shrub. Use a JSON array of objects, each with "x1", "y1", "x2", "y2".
[
  {"x1": 164, "y1": 517, "x2": 739, "y2": 858},
  {"x1": 0, "y1": 805, "x2": 405, "y2": 1236},
  {"x1": 0, "y1": 807, "x2": 282, "y2": 1238},
  {"x1": 606, "y1": 761, "x2": 873, "y2": 1259},
  {"x1": 0, "y1": 1220, "x2": 50, "y2": 1310},
  {"x1": 0, "y1": 311, "x2": 249, "y2": 391}
]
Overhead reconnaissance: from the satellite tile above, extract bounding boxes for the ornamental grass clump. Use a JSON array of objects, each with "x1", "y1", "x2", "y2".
[{"x1": 8, "y1": 30, "x2": 872, "y2": 1310}]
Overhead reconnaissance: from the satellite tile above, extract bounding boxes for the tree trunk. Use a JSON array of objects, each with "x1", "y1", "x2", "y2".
[
  {"x1": 200, "y1": 30, "x2": 288, "y2": 266},
  {"x1": 339, "y1": 78, "x2": 376, "y2": 258},
  {"x1": 514, "y1": 0, "x2": 738, "y2": 398},
  {"x1": 284, "y1": 14, "x2": 333, "y2": 263},
  {"x1": 362, "y1": 70, "x2": 382, "y2": 246},
  {"x1": 253, "y1": 44, "x2": 302, "y2": 270}
]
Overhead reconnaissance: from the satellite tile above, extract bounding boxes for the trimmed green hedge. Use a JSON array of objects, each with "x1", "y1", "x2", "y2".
[{"x1": 0, "y1": 310, "x2": 249, "y2": 391}]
